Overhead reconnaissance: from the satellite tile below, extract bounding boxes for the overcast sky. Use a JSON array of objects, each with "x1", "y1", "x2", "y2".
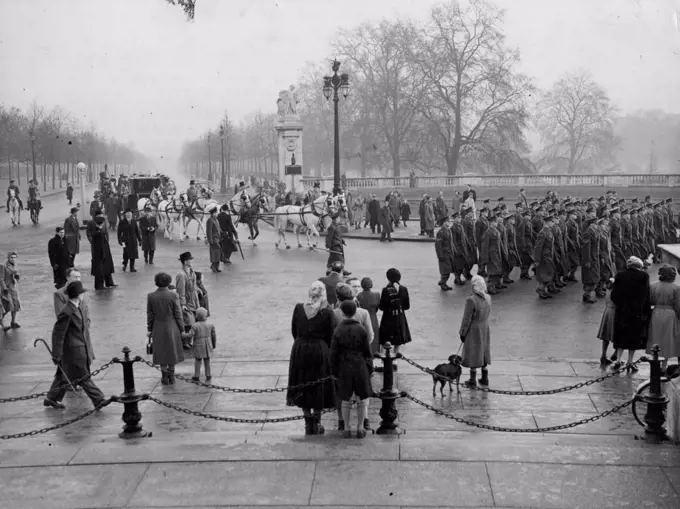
[{"x1": 1, "y1": 0, "x2": 679, "y2": 165}]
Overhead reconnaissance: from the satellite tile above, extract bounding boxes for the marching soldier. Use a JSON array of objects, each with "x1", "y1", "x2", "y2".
[
  {"x1": 434, "y1": 215, "x2": 455, "y2": 291},
  {"x1": 480, "y1": 215, "x2": 503, "y2": 295},
  {"x1": 580, "y1": 216, "x2": 600, "y2": 303},
  {"x1": 609, "y1": 207, "x2": 626, "y2": 272},
  {"x1": 462, "y1": 207, "x2": 478, "y2": 273},
  {"x1": 504, "y1": 213, "x2": 521, "y2": 284},
  {"x1": 564, "y1": 207, "x2": 580, "y2": 281},
  {"x1": 495, "y1": 209, "x2": 510, "y2": 287},
  {"x1": 533, "y1": 214, "x2": 556, "y2": 300},
  {"x1": 516, "y1": 209, "x2": 534, "y2": 280},
  {"x1": 475, "y1": 207, "x2": 489, "y2": 277},
  {"x1": 596, "y1": 216, "x2": 614, "y2": 297}
]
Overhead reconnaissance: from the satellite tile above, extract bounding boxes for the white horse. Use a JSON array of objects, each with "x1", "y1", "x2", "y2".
[
  {"x1": 8, "y1": 189, "x2": 20, "y2": 227},
  {"x1": 181, "y1": 191, "x2": 218, "y2": 242},
  {"x1": 274, "y1": 194, "x2": 345, "y2": 249},
  {"x1": 228, "y1": 190, "x2": 272, "y2": 246},
  {"x1": 138, "y1": 187, "x2": 175, "y2": 238},
  {"x1": 162, "y1": 194, "x2": 186, "y2": 241}
]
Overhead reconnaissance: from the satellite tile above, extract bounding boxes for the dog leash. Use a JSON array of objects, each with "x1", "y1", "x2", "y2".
[{"x1": 455, "y1": 343, "x2": 463, "y2": 356}]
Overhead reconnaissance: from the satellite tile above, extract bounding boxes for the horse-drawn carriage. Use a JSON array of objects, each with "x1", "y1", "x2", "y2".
[{"x1": 126, "y1": 176, "x2": 162, "y2": 218}]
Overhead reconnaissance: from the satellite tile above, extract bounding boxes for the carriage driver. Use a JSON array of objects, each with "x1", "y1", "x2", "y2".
[
  {"x1": 6, "y1": 179, "x2": 23, "y2": 212},
  {"x1": 185, "y1": 180, "x2": 199, "y2": 208}
]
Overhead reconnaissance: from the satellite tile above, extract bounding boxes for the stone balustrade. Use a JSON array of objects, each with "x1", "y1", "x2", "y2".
[{"x1": 300, "y1": 173, "x2": 680, "y2": 191}]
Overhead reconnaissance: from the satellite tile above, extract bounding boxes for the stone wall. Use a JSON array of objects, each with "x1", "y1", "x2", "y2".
[{"x1": 668, "y1": 378, "x2": 680, "y2": 443}]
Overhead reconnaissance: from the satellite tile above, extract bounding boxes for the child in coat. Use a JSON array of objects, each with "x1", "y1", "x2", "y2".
[
  {"x1": 182, "y1": 307, "x2": 216, "y2": 381},
  {"x1": 400, "y1": 201, "x2": 411, "y2": 227}
]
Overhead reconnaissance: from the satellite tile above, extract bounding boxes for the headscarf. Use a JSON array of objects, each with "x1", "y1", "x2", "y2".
[
  {"x1": 303, "y1": 281, "x2": 327, "y2": 319},
  {"x1": 471, "y1": 275, "x2": 491, "y2": 304},
  {"x1": 6, "y1": 251, "x2": 17, "y2": 266},
  {"x1": 626, "y1": 256, "x2": 644, "y2": 270}
]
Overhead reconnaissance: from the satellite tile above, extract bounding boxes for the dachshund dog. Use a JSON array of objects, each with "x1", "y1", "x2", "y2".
[{"x1": 432, "y1": 354, "x2": 462, "y2": 395}]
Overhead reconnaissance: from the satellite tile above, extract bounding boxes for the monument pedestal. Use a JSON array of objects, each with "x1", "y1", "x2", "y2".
[{"x1": 275, "y1": 120, "x2": 304, "y2": 196}]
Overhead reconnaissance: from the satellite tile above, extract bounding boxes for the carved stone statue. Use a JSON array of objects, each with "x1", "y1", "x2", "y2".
[{"x1": 276, "y1": 84, "x2": 300, "y2": 121}]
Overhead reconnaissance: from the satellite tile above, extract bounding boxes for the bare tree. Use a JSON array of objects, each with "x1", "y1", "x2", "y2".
[
  {"x1": 165, "y1": 0, "x2": 195, "y2": 20},
  {"x1": 535, "y1": 71, "x2": 617, "y2": 173},
  {"x1": 407, "y1": 0, "x2": 534, "y2": 175}
]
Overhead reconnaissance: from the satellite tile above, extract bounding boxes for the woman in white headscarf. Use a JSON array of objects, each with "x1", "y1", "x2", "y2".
[
  {"x1": 286, "y1": 281, "x2": 338, "y2": 435},
  {"x1": 459, "y1": 275, "x2": 492, "y2": 387}
]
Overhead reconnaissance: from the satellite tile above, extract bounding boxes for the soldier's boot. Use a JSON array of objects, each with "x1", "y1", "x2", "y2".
[
  {"x1": 464, "y1": 370, "x2": 477, "y2": 388},
  {"x1": 149, "y1": 250, "x2": 155, "y2": 264},
  {"x1": 582, "y1": 292, "x2": 597, "y2": 304},
  {"x1": 497, "y1": 281, "x2": 508, "y2": 289},
  {"x1": 129, "y1": 260, "x2": 137, "y2": 273},
  {"x1": 501, "y1": 273, "x2": 514, "y2": 284},
  {"x1": 520, "y1": 267, "x2": 532, "y2": 280},
  {"x1": 547, "y1": 283, "x2": 560, "y2": 294},
  {"x1": 479, "y1": 368, "x2": 489, "y2": 386},
  {"x1": 595, "y1": 284, "x2": 606, "y2": 298},
  {"x1": 454, "y1": 275, "x2": 465, "y2": 286},
  {"x1": 313, "y1": 412, "x2": 325, "y2": 435},
  {"x1": 304, "y1": 416, "x2": 314, "y2": 435},
  {"x1": 555, "y1": 278, "x2": 566, "y2": 288}
]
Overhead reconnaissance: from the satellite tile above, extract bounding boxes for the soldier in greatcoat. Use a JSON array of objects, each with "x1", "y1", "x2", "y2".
[
  {"x1": 139, "y1": 206, "x2": 158, "y2": 264},
  {"x1": 596, "y1": 216, "x2": 614, "y2": 297},
  {"x1": 475, "y1": 207, "x2": 489, "y2": 277},
  {"x1": 503, "y1": 214, "x2": 521, "y2": 284},
  {"x1": 495, "y1": 211, "x2": 510, "y2": 287},
  {"x1": 480, "y1": 216, "x2": 503, "y2": 294},
  {"x1": 63, "y1": 207, "x2": 81, "y2": 267},
  {"x1": 533, "y1": 214, "x2": 556, "y2": 300},
  {"x1": 516, "y1": 209, "x2": 534, "y2": 280},
  {"x1": 450, "y1": 212, "x2": 473, "y2": 284},
  {"x1": 462, "y1": 207, "x2": 478, "y2": 271},
  {"x1": 117, "y1": 208, "x2": 142, "y2": 272},
  {"x1": 609, "y1": 207, "x2": 626, "y2": 273},
  {"x1": 206, "y1": 206, "x2": 223, "y2": 273},
  {"x1": 565, "y1": 208, "x2": 581, "y2": 281},
  {"x1": 580, "y1": 216, "x2": 601, "y2": 303},
  {"x1": 434, "y1": 215, "x2": 455, "y2": 291}
]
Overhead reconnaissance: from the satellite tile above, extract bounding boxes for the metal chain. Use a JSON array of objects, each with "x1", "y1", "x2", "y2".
[
  {"x1": 399, "y1": 356, "x2": 645, "y2": 396},
  {"x1": 403, "y1": 392, "x2": 633, "y2": 433},
  {"x1": 0, "y1": 398, "x2": 115, "y2": 440},
  {"x1": 139, "y1": 358, "x2": 336, "y2": 393},
  {"x1": 0, "y1": 360, "x2": 117, "y2": 404},
  {"x1": 147, "y1": 395, "x2": 341, "y2": 423}
]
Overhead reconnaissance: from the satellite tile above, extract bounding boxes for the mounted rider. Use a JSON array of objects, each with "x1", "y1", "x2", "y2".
[
  {"x1": 117, "y1": 175, "x2": 131, "y2": 209},
  {"x1": 185, "y1": 179, "x2": 199, "y2": 209},
  {"x1": 90, "y1": 191, "x2": 105, "y2": 221},
  {"x1": 28, "y1": 180, "x2": 43, "y2": 210},
  {"x1": 237, "y1": 180, "x2": 251, "y2": 209},
  {"x1": 6, "y1": 179, "x2": 23, "y2": 212}
]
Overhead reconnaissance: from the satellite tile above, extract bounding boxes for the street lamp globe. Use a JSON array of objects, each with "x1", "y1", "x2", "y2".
[
  {"x1": 76, "y1": 162, "x2": 87, "y2": 172},
  {"x1": 340, "y1": 73, "x2": 350, "y2": 98},
  {"x1": 322, "y1": 77, "x2": 333, "y2": 100}
]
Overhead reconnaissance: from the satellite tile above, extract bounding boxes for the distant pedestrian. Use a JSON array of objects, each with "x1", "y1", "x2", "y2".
[
  {"x1": 378, "y1": 199, "x2": 394, "y2": 242},
  {"x1": 0, "y1": 251, "x2": 21, "y2": 331},
  {"x1": 118, "y1": 208, "x2": 141, "y2": 272},
  {"x1": 139, "y1": 206, "x2": 158, "y2": 264},
  {"x1": 451, "y1": 191, "x2": 462, "y2": 214},
  {"x1": 48, "y1": 227, "x2": 71, "y2": 289},
  {"x1": 460, "y1": 275, "x2": 492, "y2": 387},
  {"x1": 217, "y1": 204, "x2": 239, "y2": 264},
  {"x1": 400, "y1": 200, "x2": 411, "y2": 227},
  {"x1": 66, "y1": 183, "x2": 74, "y2": 205},
  {"x1": 423, "y1": 196, "x2": 435, "y2": 237},
  {"x1": 611, "y1": 256, "x2": 651, "y2": 372},
  {"x1": 330, "y1": 299, "x2": 373, "y2": 439},
  {"x1": 645, "y1": 265, "x2": 680, "y2": 368},
  {"x1": 147, "y1": 272, "x2": 185, "y2": 385},
  {"x1": 206, "y1": 206, "x2": 222, "y2": 273},
  {"x1": 89, "y1": 215, "x2": 117, "y2": 290},
  {"x1": 325, "y1": 215, "x2": 346, "y2": 268},
  {"x1": 182, "y1": 307, "x2": 216, "y2": 381},
  {"x1": 64, "y1": 207, "x2": 81, "y2": 267},
  {"x1": 43, "y1": 281, "x2": 105, "y2": 410}
]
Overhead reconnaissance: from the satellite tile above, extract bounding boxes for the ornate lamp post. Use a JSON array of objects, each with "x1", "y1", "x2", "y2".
[
  {"x1": 219, "y1": 124, "x2": 227, "y2": 193},
  {"x1": 76, "y1": 162, "x2": 87, "y2": 212},
  {"x1": 323, "y1": 60, "x2": 350, "y2": 196},
  {"x1": 29, "y1": 130, "x2": 37, "y2": 183},
  {"x1": 207, "y1": 133, "x2": 213, "y2": 183}
]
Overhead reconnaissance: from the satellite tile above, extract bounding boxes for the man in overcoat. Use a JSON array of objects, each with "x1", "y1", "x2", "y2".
[
  {"x1": 48, "y1": 227, "x2": 71, "y2": 289},
  {"x1": 597, "y1": 217, "x2": 614, "y2": 297},
  {"x1": 43, "y1": 281, "x2": 105, "y2": 410},
  {"x1": 117, "y1": 208, "x2": 142, "y2": 272},
  {"x1": 64, "y1": 207, "x2": 81, "y2": 267},
  {"x1": 435, "y1": 191, "x2": 448, "y2": 227},
  {"x1": 139, "y1": 206, "x2": 158, "y2": 264},
  {"x1": 495, "y1": 212, "x2": 510, "y2": 288},
  {"x1": 516, "y1": 209, "x2": 534, "y2": 280},
  {"x1": 450, "y1": 212, "x2": 472, "y2": 285},
  {"x1": 319, "y1": 261, "x2": 345, "y2": 308},
  {"x1": 325, "y1": 214, "x2": 348, "y2": 269},
  {"x1": 533, "y1": 215, "x2": 556, "y2": 300},
  {"x1": 368, "y1": 194, "x2": 380, "y2": 233},
  {"x1": 564, "y1": 209, "x2": 581, "y2": 281},
  {"x1": 580, "y1": 216, "x2": 601, "y2": 303},
  {"x1": 206, "y1": 206, "x2": 223, "y2": 273},
  {"x1": 480, "y1": 216, "x2": 503, "y2": 294},
  {"x1": 176, "y1": 251, "x2": 199, "y2": 339},
  {"x1": 378, "y1": 199, "x2": 394, "y2": 242},
  {"x1": 435, "y1": 215, "x2": 455, "y2": 290},
  {"x1": 89, "y1": 215, "x2": 116, "y2": 290},
  {"x1": 503, "y1": 214, "x2": 521, "y2": 284},
  {"x1": 217, "y1": 204, "x2": 238, "y2": 264},
  {"x1": 418, "y1": 194, "x2": 428, "y2": 235},
  {"x1": 462, "y1": 208, "x2": 478, "y2": 269}
]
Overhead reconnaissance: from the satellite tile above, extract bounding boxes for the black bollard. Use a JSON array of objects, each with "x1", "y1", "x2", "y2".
[
  {"x1": 640, "y1": 345, "x2": 669, "y2": 443},
  {"x1": 375, "y1": 342, "x2": 403, "y2": 435},
  {"x1": 112, "y1": 346, "x2": 151, "y2": 439}
]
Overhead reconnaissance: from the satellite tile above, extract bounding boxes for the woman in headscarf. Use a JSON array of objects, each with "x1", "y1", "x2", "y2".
[
  {"x1": 459, "y1": 275, "x2": 492, "y2": 387},
  {"x1": 0, "y1": 251, "x2": 21, "y2": 331},
  {"x1": 645, "y1": 264, "x2": 680, "y2": 369},
  {"x1": 378, "y1": 268, "x2": 411, "y2": 371},
  {"x1": 611, "y1": 256, "x2": 651, "y2": 372},
  {"x1": 286, "y1": 281, "x2": 338, "y2": 435}
]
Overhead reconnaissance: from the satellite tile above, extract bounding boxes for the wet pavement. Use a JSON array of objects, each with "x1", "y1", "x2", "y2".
[{"x1": 1, "y1": 190, "x2": 679, "y2": 509}]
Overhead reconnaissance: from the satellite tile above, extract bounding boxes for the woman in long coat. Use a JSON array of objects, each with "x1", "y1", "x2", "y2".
[
  {"x1": 90, "y1": 216, "x2": 116, "y2": 290},
  {"x1": 596, "y1": 292, "x2": 616, "y2": 365},
  {"x1": 645, "y1": 265, "x2": 680, "y2": 366},
  {"x1": 0, "y1": 251, "x2": 21, "y2": 330},
  {"x1": 460, "y1": 275, "x2": 492, "y2": 387},
  {"x1": 611, "y1": 256, "x2": 651, "y2": 372},
  {"x1": 147, "y1": 272, "x2": 185, "y2": 385},
  {"x1": 287, "y1": 281, "x2": 337, "y2": 435},
  {"x1": 378, "y1": 268, "x2": 411, "y2": 367}
]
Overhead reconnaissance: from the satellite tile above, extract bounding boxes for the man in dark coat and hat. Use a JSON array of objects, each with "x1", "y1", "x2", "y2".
[
  {"x1": 64, "y1": 207, "x2": 81, "y2": 267},
  {"x1": 435, "y1": 215, "x2": 455, "y2": 290},
  {"x1": 206, "y1": 206, "x2": 223, "y2": 273},
  {"x1": 89, "y1": 215, "x2": 116, "y2": 290},
  {"x1": 48, "y1": 226, "x2": 71, "y2": 289},
  {"x1": 117, "y1": 208, "x2": 142, "y2": 272},
  {"x1": 217, "y1": 204, "x2": 238, "y2": 264},
  {"x1": 43, "y1": 281, "x2": 106, "y2": 410},
  {"x1": 325, "y1": 215, "x2": 348, "y2": 269},
  {"x1": 139, "y1": 206, "x2": 158, "y2": 264}
]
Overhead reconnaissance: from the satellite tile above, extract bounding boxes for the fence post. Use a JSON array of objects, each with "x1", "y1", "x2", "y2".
[
  {"x1": 375, "y1": 342, "x2": 403, "y2": 435},
  {"x1": 112, "y1": 346, "x2": 151, "y2": 440},
  {"x1": 640, "y1": 345, "x2": 669, "y2": 443}
]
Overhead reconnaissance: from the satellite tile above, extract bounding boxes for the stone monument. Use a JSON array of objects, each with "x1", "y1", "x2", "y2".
[{"x1": 275, "y1": 85, "x2": 304, "y2": 195}]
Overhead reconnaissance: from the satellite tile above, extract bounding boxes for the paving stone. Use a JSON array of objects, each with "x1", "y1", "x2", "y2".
[
  {"x1": 0, "y1": 441, "x2": 81, "y2": 467},
  {"x1": 663, "y1": 467, "x2": 680, "y2": 498},
  {"x1": 0, "y1": 381, "x2": 40, "y2": 398},
  {"x1": 0, "y1": 464, "x2": 149, "y2": 509},
  {"x1": 485, "y1": 360, "x2": 578, "y2": 376},
  {"x1": 532, "y1": 410, "x2": 641, "y2": 435},
  {"x1": 458, "y1": 391, "x2": 598, "y2": 412},
  {"x1": 487, "y1": 462, "x2": 680, "y2": 508},
  {"x1": 220, "y1": 361, "x2": 290, "y2": 377},
  {"x1": 310, "y1": 460, "x2": 493, "y2": 506},
  {"x1": 128, "y1": 461, "x2": 316, "y2": 506},
  {"x1": 203, "y1": 391, "x2": 290, "y2": 412}
]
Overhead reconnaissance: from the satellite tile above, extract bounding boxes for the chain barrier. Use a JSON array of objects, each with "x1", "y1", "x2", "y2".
[
  {"x1": 403, "y1": 392, "x2": 633, "y2": 433},
  {"x1": 0, "y1": 398, "x2": 115, "y2": 440},
  {"x1": 139, "y1": 358, "x2": 336, "y2": 393},
  {"x1": 0, "y1": 360, "x2": 117, "y2": 404},
  {"x1": 147, "y1": 395, "x2": 342, "y2": 423},
  {"x1": 399, "y1": 355, "x2": 645, "y2": 396}
]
